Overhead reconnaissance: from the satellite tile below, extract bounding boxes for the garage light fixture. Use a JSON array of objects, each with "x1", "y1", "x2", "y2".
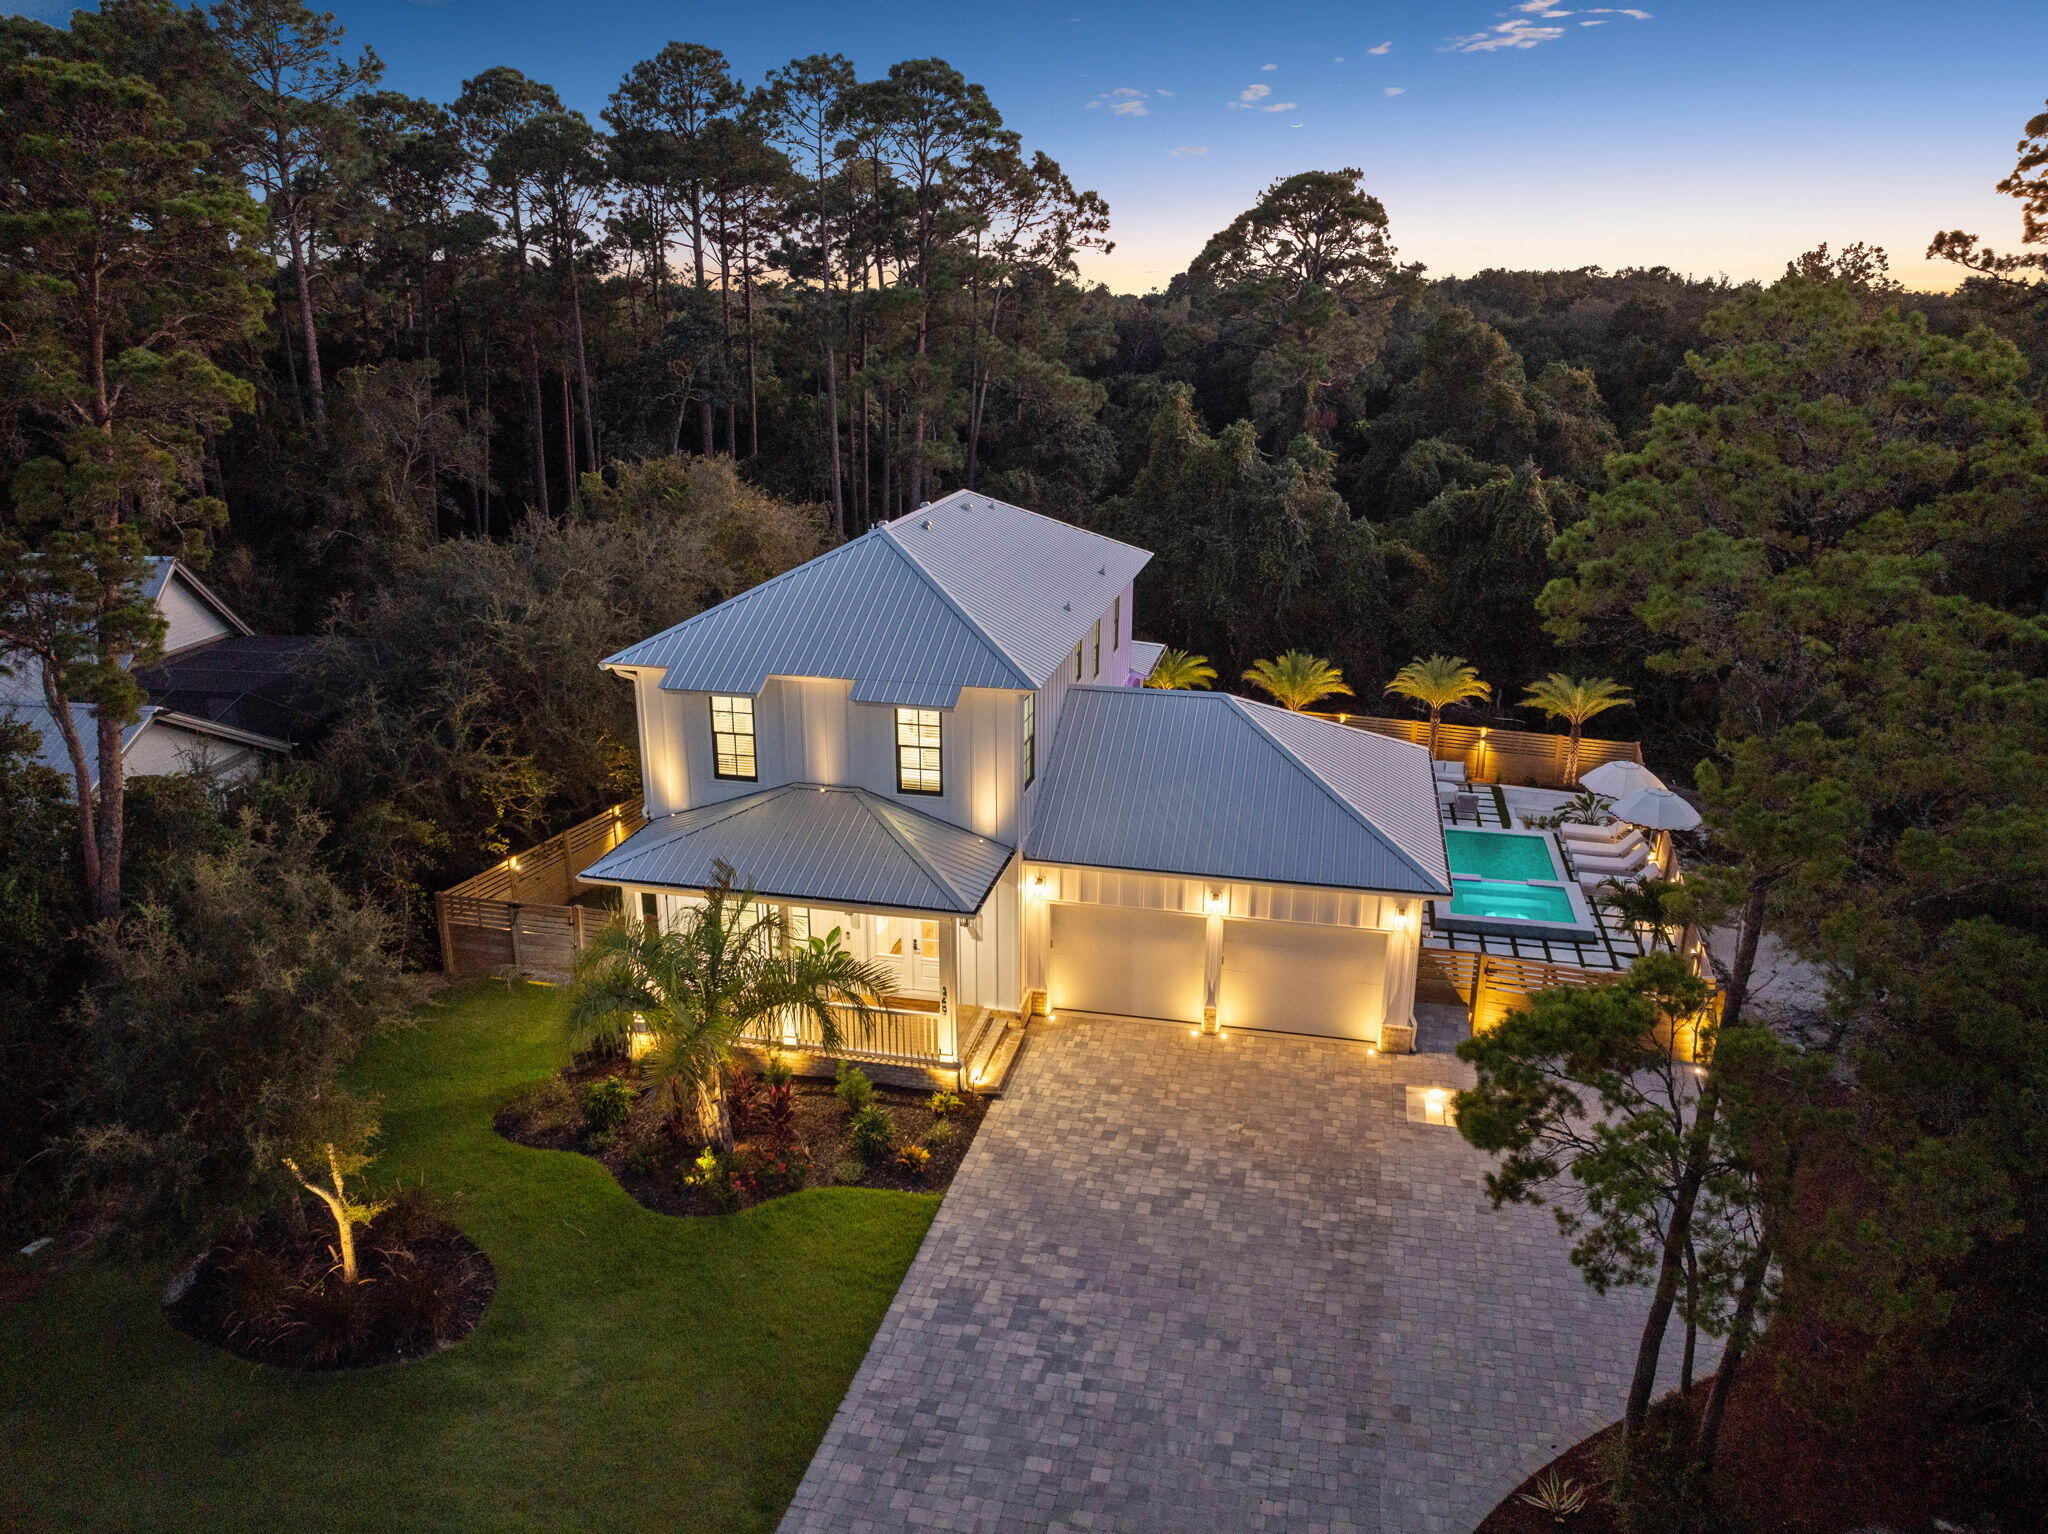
[{"x1": 1204, "y1": 887, "x2": 1227, "y2": 915}]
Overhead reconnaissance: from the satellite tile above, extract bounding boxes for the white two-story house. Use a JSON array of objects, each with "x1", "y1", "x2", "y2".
[{"x1": 581, "y1": 491, "x2": 1451, "y2": 1066}]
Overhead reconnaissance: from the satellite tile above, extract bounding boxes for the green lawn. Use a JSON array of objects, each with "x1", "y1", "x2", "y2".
[{"x1": 0, "y1": 980, "x2": 938, "y2": 1534}]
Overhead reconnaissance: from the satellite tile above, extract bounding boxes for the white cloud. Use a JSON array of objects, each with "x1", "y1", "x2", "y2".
[
  {"x1": 1368, "y1": 40, "x2": 1393, "y2": 54},
  {"x1": 1168, "y1": 145, "x2": 1210, "y2": 156},
  {"x1": 1383, "y1": 85, "x2": 1406, "y2": 96},
  {"x1": 1156, "y1": 88, "x2": 1176, "y2": 97},
  {"x1": 1333, "y1": 55, "x2": 1347, "y2": 62},
  {"x1": 1227, "y1": 82, "x2": 1274, "y2": 108},
  {"x1": 1261, "y1": 100, "x2": 1298, "y2": 112},
  {"x1": 1445, "y1": 3, "x2": 1648, "y2": 51},
  {"x1": 1261, "y1": 62, "x2": 1278, "y2": 70},
  {"x1": 1088, "y1": 87, "x2": 1154, "y2": 116}
]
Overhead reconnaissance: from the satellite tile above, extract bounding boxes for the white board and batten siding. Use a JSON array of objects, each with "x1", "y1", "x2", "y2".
[{"x1": 155, "y1": 567, "x2": 239, "y2": 655}]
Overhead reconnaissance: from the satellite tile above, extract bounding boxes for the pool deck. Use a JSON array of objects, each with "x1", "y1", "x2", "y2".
[{"x1": 1429, "y1": 785, "x2": 1684, "y2": 973}]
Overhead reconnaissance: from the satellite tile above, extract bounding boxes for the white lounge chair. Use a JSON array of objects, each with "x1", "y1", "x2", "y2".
[
  {"x1": 1561, "y1": 826, "x2": 1646, "y2": 858},
  {"x1": 1559, "y1": 821, "x2": 1635, "y2": 847},
  {"x1": 1571, "y1": 845, "x2": 1649, "y2": 877}
]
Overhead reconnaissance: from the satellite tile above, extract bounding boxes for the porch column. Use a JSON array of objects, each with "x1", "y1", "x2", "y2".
[
  {"x1": 1380, "y1": 897, "x2": 1422, "y2": 1043},
  {"x1": 1021, "y1": 868, "x2": 1051, "y2": 1012},
  {"x1": 938, "y1": 918, "x2": 961, "y2": 1062}
]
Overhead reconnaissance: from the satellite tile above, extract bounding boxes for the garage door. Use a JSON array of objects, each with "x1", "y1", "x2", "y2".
[
  {"x1": 1219, "y1": 920, "x2": 1387, "y2": 1040},
  {"x1": 1049, "y1": 904, "x2": 1207, "y2": 1023}
]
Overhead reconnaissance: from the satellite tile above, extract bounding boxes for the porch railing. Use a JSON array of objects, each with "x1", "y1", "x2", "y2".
[
  {"x1": 1310, "y1": 714, "x2": 1643, "y2": 790},
  {"x1": 736, "y1": 999, "x2": 954, "y2": 1068}
]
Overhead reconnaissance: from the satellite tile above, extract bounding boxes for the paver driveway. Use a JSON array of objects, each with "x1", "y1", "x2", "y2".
[{"x1": 780, "y1": 1013, "x2": 1693, "y2": 1534}]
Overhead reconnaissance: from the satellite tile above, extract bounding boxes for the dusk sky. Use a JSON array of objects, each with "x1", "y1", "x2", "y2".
[{"x1": 15, "y1": 0, "x2": 2047, "y2": 292}]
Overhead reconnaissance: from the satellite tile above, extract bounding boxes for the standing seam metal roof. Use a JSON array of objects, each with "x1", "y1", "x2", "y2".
[
  {"x1": 579, "y1": 783, "x2": 1015, "y2": 915},
  {"x1": 601, "y1": 491, "x2": 1151, "y2": 708},
  {"x1": 1024, "y1": 687, "x2": 1451, "y2": 897}
]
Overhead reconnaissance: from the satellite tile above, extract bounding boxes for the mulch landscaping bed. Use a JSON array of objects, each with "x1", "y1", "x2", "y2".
[
  {"x1": 496, "y1": 1057, "x2": 989, "y2": 1216},
  {"x1": 164, "y1": 1201, "x2": 496, "y2": 1371}
]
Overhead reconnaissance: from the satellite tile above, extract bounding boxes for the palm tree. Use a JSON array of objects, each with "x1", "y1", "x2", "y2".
[
  {"x1": 1241, "y1": 650, "x2": 1354, "y2": 712},
  {"x1": 1520, "y1": 673, "x2": 1633, "y2": 784},
  {"x1": 1144, "y1": 648, "x2": 1218, "y2": 690},
  {"x1": 564, "y1": 862, "x2": 894, "y2": 1151},
  {"x1": 1385, "y1": 654, "x2": 1491, "y2": 757}
]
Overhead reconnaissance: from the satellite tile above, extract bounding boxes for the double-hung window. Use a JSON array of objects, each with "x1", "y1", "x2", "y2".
[
  {"x1": 1021, "y1": 693, "x2": 1036, "y2": 787},
  {"x1": 710, "y1": 694, "x2": 757, "y2": 780},
  {"x1": 895, "y1": 707, "x2": 943, "y2": 795}
]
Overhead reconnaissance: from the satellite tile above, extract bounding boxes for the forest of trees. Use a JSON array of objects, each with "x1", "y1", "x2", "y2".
[{"x1": 4, "y1": 1, "x2": 2048, "y2": 1527}]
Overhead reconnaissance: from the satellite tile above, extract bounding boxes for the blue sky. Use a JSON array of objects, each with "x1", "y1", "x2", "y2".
[{"x1": 14, "y1": 0, "x2": 2046, "y2": 291}]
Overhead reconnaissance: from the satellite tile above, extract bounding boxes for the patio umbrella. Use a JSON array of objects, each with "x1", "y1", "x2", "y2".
[
  {"x1": 1577, "y1": 759, "x2": 1665, "y2": 799},
  {"x1": 1610, "y1": 786, "x2": 1702, "y2": 831}
]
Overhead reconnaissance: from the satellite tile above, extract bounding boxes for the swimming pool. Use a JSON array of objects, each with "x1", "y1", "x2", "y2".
[
  {"x1": 1433, "y1": 826, "x2": 1598, "y2": 939},
  {"x1": 1447, "y1": 879, "x2": 1577, "y2": 925},
  {"x1": 1444, "y1": 827, "x2": 1561, "y2": 882}
]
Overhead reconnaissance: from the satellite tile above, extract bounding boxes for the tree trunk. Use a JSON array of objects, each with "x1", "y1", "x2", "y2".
[
  {"x1": 1696, "y1": 1233, "x2": 1773, "y2": 1470},
  {"x1": 559, "y1": 370, "x2": 575, "y2": 508},
  {"x1": 1624, "y1": 1078, "x2": 1722, "y2": 1441},
  {"x1": 524, "y1": 335, "x2": 549, "y2": 517},
  {"x1": 568, "y1": 259, "x2": 598, "y2": 474},
  {"x1": 824, "y1": 342, "x2": 844, "y2": 537},
  {"x1": 285, "y1": 203, "x2": 326, "y2": 440},
  {"x1": 40, "y1": 664, "x2": 102, "y2": 903},
  {"x1": 92, "y1": 706, "x2": 124, "y2": 920}
]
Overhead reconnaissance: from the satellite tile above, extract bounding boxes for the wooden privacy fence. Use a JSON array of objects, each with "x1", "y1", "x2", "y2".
[
  {"x1": 435, "y1": 802, "x2": 645, "y2": 979},
  {"x1": 1312, "y1": 714, "x2": 1642, "y2": 790}
]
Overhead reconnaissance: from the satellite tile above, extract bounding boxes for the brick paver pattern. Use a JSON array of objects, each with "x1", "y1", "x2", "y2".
[{"x1": 779, "y1": 1014, "x2": 1697, "y2": 1533}]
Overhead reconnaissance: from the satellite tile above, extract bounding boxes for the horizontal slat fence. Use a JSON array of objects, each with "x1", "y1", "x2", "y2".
[
  {"x1": 1310, "y1": 715, "x2": 1642, "y2": 790},
  {"x1": 1420, "y1": 941, "x2": 1718, "y2": 1051},
  {"x1": 435, "y1": 802, "x2": 645, "y2": 980}
]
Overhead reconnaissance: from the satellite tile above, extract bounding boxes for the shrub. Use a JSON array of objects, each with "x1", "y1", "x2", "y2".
[
  {"x1": 581, "y1": 1077, "x2": 635, "y2": 1136},
  {"x1": 830, "y1": 1158, "x2": 866, "y2": 1186},
  {"x1": 847, "y1": 1103, "x2": 895, "y2": 1163},
  {"x1": 370, "y1": 1185, "x2": 450, "y2": 1248},
  {"x1": 762, "y1": 1075, "x2": 797, "y2": 1142},
  {"x1": 758, "y1": 1052, "x2": 794, "y2": 1087},
  {"x1": 925, "y1": 1091, "x2": 964, "y2": 1119},
  {"x1": 725, "y1": 1067, "x2": 762, "y2": 1136},
  {"x1": 499, "y1": 1078, "x2": 578, "y2": 1137},
  {"x1": 683, "y1": 1147, "x2": 741, "y2": 1212},
  {"x1": 372, "y1": 1244, "x2": 474, "y2": 1350},
  {"x1": 922, "y1": 1119, "x2": 957, "y2": 1150},
  {"x1": 894, "y1": 1144, "x2": 933, "y2": 1181},
  {"x1": 740, "y1": 1145, "x2": 808, "y2": 1200},
  {"x1": 283, "y1": 1269, "x2": 380, "y2": 1367},
  {"x1": 834, "y1": 1061, "x2": 875, "y2": 1114}
]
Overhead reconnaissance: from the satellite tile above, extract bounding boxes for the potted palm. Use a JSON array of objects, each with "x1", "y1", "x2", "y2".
[
  {"x1": 1519, "y1": 673, "x2": 1632, "y2": 785},
  {"x1": 1241, "y1": 650, "x2": 1353, "y2": 712},
  {"x1": 1385, "y1": 655, "x2": 1490, "y2": 758},
  {"x1": 564, "y1": 862, "x2": 895, "y2": 1154}
]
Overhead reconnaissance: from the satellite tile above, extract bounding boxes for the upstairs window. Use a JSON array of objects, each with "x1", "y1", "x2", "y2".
[
  {"x1": 1092, "y1": 619, "x2": 1102, "y2": 678},
  {"x1": 1022, "y1": 693, "x2": 1036, "y2": 787},
  {"x1": 896, "y1": 707, "x2": 943, "y2": 795},
  {"x1": 1073, "y1": 641, "x2": 1083, "y2": 681},
  {"x1": 710, "y1": 694, "x2": 757, "y2": 780},
  {"x1": 1112, "y1": 595, "x2": 1122, "y2": 647}
]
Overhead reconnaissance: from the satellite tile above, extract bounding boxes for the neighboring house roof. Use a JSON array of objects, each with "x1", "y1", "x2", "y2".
[
  {"x1": 580, "y1": 783, "x2": 1016, "y2": 916},
  {"x1": 142, "y1": 556, "x2": 252, "y2": 653},
  {"x1": 6, "y1": 701, "x2": 284, "y2": 787},
  {"x1": 134, "y1": 634, "x2": 328, "y2": 744},
  {"x1": 1127, "y1": 640, "x2": 1166, "y2": 684},
  {"x1": 602, "y1": 490, "x2": 1152, "y2": 709},
  {"x1": 1026, "y1": 687, "x2": 1452, "y2": 897}
]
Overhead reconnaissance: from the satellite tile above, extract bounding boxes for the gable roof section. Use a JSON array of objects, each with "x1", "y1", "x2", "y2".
[
  {"x1": 579, "y1": 783, "x2": 1014, "y2": 916},
  {"x1": 602, "y1": 491, "x2": 1151, "y2": 708},
  {"x1": 1026, "y1": 687, "x2": 1450, "y2": 897},
  {"x1": 143, "y1": 557, "x2": 252, "y2": 650}
]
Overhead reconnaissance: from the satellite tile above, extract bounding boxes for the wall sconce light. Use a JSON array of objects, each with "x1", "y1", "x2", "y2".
[{"x1": 1204, "y1": 887, "x2": 1228, "y2": 915}]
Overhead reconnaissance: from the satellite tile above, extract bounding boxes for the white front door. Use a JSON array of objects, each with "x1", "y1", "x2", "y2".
[{"x1": 872, "y1": 915, "x2": 942, "y2": 997}]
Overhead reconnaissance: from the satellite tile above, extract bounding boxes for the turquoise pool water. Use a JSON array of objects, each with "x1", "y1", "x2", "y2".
[
  {"x1": 1444, "y1": 828, "x2": 1559, "y2": 882},
  {"x1": 1448, "y1": 879, "x2": 1577, "y2": 924}
]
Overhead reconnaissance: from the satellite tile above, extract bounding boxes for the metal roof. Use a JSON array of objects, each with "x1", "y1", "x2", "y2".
[
  {"x1": 602, "y1": 491, "x2": 1151, "y2": 708},
  {"x1": 579, "y1": 783, "x2": 1015, "y2": 916},
  {"x1": 1025, "y1": 687, "x2": 1451, "y2": 897}
]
